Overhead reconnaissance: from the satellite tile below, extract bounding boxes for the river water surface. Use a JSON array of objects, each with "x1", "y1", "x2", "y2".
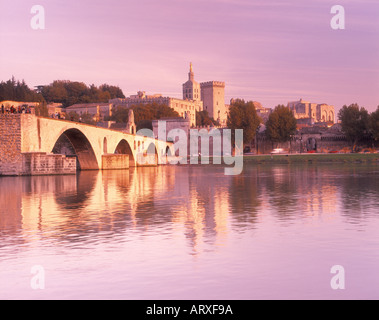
[{"x1": 1, "y1": 163, "x2": 379, "y2": 300}]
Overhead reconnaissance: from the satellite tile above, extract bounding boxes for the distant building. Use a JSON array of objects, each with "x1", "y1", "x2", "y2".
[
  {"x1": 288, "y1": 98, "x2": 335, "y2": 123},
  {"x1": 47, "y1": 103, "x2": 63, "y2": 117},
  {"x1": 98, "y1": 109, "x2": 136, "y2": 134},
  {"x1": 183, "y1": 63, "x2": 201, "y2": 102},
  {"x1": 200, "y1": 81, "x2": 229, "y2": 126},
  {"x1": 34, "y1": 85, "x2": 45, "y2": 94},
  {"x1": 110, "y1": 91, "x2": 202, "y2": 127},
  {"x1": 110, "y1": 63, "x2": 231, "y2": 127},
  {"x1": 65, "y1": 103, "x2": 113, "y2": 121},
  {"x1": 252, "y1": 101, "x2": 272, "y2": 123}
]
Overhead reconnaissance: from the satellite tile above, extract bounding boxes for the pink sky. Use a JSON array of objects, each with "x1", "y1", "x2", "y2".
[{"x1": 1, "y1": 0, "x2": 379, "y2": 112}]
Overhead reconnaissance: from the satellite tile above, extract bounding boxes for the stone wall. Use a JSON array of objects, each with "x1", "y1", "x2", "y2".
[
  {"x1": 255, "y1": 132, "x2": 377, "y2": 154},
  {"x1": 0, "y1": 115, "x2": 76, "y2": 176},
  {"x1": 102, "y1": 154, "x2": 129, "y2": 170},
  {"x1": 0, "y1": 114, "x2": 23, "y2": 175},
  {"x1": 22, "y1": 153, "x2": 76, "y2": 175}
]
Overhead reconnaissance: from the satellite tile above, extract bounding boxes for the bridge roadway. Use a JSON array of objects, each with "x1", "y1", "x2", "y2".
[{"x1": 6, "y1": 114, "x2": 174, "y2": 172}]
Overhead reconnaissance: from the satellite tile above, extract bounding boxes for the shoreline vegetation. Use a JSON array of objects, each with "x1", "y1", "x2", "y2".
[
  {"x1": 186, "y1": 153, "x2": 379, "y2": 166},
  {"x1": 244, "y1": 153, "x2": 379, "y2": 164}
]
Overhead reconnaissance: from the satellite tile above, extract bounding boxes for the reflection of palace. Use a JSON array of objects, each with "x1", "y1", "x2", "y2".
[
  {"x1": 0, "y1": 168, "x2": 234, "y2": 256},
  {"x1": 2, "y1": 165, "x2": 367, "y2": 257},
  {"x1": 259, "y1": 166, "x2": 338, "y2": 219}
]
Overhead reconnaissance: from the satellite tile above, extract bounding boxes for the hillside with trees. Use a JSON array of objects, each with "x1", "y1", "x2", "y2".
[
  {"x1": 108, "y1": 103, "x2": 180, "y2": 131},
  {"x1": 40, "y1": 80, "x2": 125, "y2": 107},
  {"x1": 0, "y1": 77, "x2": 125, "y2": 109},
  {"x1": 0, "y1": 77, "x2": 45, "y2": 103}
]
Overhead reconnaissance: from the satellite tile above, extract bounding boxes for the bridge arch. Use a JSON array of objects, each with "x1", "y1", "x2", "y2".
[
  {"x1": 140, "y1": 142, "x2": 158, "y2": 166},
  {"x1": 165, "y1": 146, "x2": 172, "y2": 157},
  {"x1": 147, "y1": 142, "x2": 158, "y2": 156},
  {"x1": 115, "y1": 139, "x2": 135, "y2": 166},
  {"x1": 52, "y1": 128, "x2": 99, "y2": 170}
]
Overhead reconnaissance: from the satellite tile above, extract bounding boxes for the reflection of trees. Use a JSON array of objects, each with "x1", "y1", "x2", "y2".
[
  {"x1": 264, "y1": 165, "x2": 299, "y2": 218},
  {"x1": 228, "y1": 166, "x2": 261, "y2": 230},
  {"x1": 3, "y1": 162, "x2": 377, "y2": 256},
  {"x1": 338, "y1": 165, "x2": 379, "y2": 222}
]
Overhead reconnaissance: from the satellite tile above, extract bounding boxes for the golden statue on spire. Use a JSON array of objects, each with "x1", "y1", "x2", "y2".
[{"x1": 190, "y1": 62, "x2": 193, "y2": 73}]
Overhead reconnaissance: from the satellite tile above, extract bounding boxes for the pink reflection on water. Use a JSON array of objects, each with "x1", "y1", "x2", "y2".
[{"x1": 0, "y1": 164, "x2": 379, "y2": 299}]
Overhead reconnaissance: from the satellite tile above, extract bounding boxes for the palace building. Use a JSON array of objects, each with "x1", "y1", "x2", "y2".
[
  {"x1": 184, "y1": 62, "x2": 229, "y2": 126},
  {"x1": 287, "y1": 98, "x2": 335, "y2": 124},
  {"x1": 110, "y1": 63, "x2": 229, "y2": 127},
  {"x1": 200, "y1": 81, "x2": 229, "y2": 126}
]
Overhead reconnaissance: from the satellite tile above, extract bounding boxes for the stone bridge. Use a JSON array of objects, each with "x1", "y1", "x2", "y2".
[{"x1": 0, "y1": 114, "x2": 174, "y2": 176}]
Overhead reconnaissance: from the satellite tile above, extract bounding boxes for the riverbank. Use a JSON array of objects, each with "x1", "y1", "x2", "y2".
[{"x1": 243, "y1": 153, "x2": 379, "y2": 164}]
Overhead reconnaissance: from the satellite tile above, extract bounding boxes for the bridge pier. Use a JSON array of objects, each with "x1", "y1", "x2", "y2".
[{"x1": 102, "y1": 154, "x2": 129, "y2": 170}]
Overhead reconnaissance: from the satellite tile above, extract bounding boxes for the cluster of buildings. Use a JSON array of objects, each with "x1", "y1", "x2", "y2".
[
  {"x1": 1, "y1": 63, "x2": 337, "y2": 132},
  {"x1": 63, "y1": 65, "x2": 336, "y2": 130},
  {"x1": 107, "y1": 63, "x2": 230, "y2": 127},
  {"x1": 288, "y1": 98, "x2": 335, "y2": 126},
  {"x1": 63, "y1": 63, "x2": 229, "y2": 127}
]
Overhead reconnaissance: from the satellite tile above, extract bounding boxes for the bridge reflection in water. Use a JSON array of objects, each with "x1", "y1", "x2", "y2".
[
  {"x1": 1, "y1": 164, "x2": 379, "y2": 299},
  {"x1": 1, "y1": 164, "x2": 378, "y2": 254}
]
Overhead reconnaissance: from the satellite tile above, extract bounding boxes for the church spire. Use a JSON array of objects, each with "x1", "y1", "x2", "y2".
[{"x1": 189, "y1": 62, "x2": 194, "y2": 81}]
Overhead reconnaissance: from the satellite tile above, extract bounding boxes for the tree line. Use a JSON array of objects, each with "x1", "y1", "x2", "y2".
[
  {"x1": 0, "y1": 77, "x2": 125, "y2": 108},
  {"x1": 0, "y1": 77, "x2": 45, "y2": 103},
  {"x1": 227, "y1": 99, "x2": 297, "y2": 145},
  {"x1": 107, "y1": 103, "x2": 180, "y2": 131},
  {"x1": 338, "y1": 104, "x2": 379, "y2": 151},
  {"x1": 41, "y1": 80, "x2": 125, "y2": 107}
]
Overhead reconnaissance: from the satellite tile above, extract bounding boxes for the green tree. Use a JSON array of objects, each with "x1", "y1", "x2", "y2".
[
  {"x1": 67, "y1": 111, "x2": 80, "y2": 122},
  {"x1": 0, "y1": 77, "x2": 45, "y2": 103},
  {"x1": 99, "y1": 84, "x2": 125, "y2": 99},
  {"x1": 107, "y1": 107, "x2": 129, "y2": 123},
  {"x1": 265, "y1": 105, "x2": 297, "y2": 145},
  {"x1": 108, "y1": 103, "x2": 179, "y2": 127},
  {"x1": 40, "y1": 80, "x2": 125, "y2": 107},
  {"x1": 227, "y1": 99, "x2": 261, "y2": 144},
  {"x1": 369, "y1": 106, "x2": 379, "y2": 141},
  {"x1": 136, "y1": 119, "x2": 153, "y2": 132},
  {"x1": 35, "y1": 101, "x2": 49, "y2": 117},
  {"x1": 338, "y1": 104, "x2": 370, "y2": 151},
  {"x1": 80, "y1": 112, "x2": 96, "y2": 125},
  {"x1": 196, "y1": 110, "x2": 219, "y2": 127}
]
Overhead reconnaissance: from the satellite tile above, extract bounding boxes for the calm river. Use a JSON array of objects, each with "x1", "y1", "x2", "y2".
[{"x1": 1, "y1": 163, "x2": 379, "y2": 300}]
